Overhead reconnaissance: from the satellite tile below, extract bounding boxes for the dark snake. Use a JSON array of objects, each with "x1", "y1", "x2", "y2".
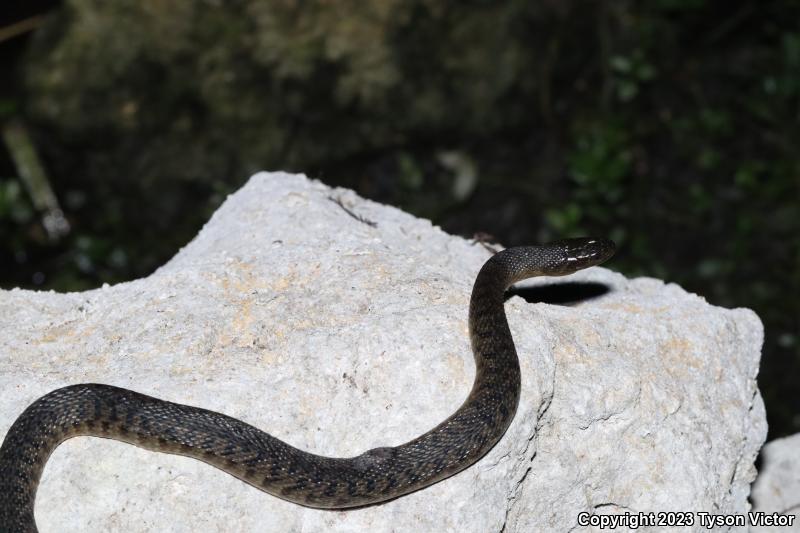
[{"x1": 0, "y1": 238, "x2": 614, "y2": 532}]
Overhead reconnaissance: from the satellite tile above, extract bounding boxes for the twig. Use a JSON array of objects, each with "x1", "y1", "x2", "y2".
[
  {"x1": 472, "y1": 232, "x2": 502, "y2": 254},
  {"x1": 0, "y1": 15, "x2": 45, "y2": 44},
  {"x1": 2, "y1": 119, "x2": 70, "y2": 240},
  {"x1": 327, "y1": 196, "x2": 377, "y2": 228}
]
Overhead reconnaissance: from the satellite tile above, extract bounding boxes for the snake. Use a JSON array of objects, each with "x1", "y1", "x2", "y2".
[{"x1": 0, "y1": 238, "x2": 614, "y2": 532}]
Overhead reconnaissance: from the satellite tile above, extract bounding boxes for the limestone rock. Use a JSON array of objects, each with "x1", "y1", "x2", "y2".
[
  {"x1": 751, "y1": 433, "x2": 800, "y2": 532},
  {"x1": 0, "y1": 172, "x2": 766, "y2": 532}
]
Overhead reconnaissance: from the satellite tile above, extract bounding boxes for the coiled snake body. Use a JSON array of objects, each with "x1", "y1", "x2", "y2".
[{"x1": 0, "y1": 238, "x2": 614, "y2": 532}]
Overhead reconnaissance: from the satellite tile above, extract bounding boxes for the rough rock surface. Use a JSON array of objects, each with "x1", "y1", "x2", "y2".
[
  {"x1": 751, "y1": 433, "x2": 800, "y2": 532},
  {"x1": 0, "y1": 172, "x2": 767, "y2": 532}
]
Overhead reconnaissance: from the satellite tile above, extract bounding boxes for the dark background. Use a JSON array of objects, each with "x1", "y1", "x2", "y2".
[{"x1": 1, "y1": 1, "x2": 798, "y2": 439}]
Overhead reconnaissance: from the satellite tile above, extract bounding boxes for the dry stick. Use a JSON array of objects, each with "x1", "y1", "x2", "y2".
[
  {"x1": 2, "y1": 120, "x2": 70, "y2": 240},
  {"x1": 0, "y1": 15, "x2": 45, "y2": 44}
]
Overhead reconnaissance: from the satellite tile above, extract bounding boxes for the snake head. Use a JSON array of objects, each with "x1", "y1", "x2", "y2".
[{"x1": 548, "y1": 237, "x2": 616, "y2": 275}]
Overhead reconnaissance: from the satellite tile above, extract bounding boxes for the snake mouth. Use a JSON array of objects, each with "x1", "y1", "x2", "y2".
[{"x1": 552, "y1": 237, "x2": 616, "y2": 273}]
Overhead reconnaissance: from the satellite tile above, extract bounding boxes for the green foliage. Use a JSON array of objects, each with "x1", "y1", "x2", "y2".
[
  {"x1": 610, "y1": 51, "x2": 657, "y2": 102},
  {"x1": 0, "y1": 179, "x2": 33, "y2": 224}
]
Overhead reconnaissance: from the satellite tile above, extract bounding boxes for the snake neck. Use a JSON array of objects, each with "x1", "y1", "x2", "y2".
[
  {"x1": 468, "y1": 250, "x2": 540, "y2": 363},
  {"x1": 466, "y1": 254, "x2": 523, "y2": 429}
]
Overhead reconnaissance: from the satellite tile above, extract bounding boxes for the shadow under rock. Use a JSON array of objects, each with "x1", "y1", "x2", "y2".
[{"x1": 507, "y1": 281, "x2": 612, "y2": 306}]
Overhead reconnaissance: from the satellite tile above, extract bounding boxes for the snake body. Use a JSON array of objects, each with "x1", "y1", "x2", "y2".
[{"x1": 0, "y1": 238, "x2": 614, "y2": 531}]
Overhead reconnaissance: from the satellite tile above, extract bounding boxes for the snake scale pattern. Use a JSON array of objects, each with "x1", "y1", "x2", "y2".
[{"x1": 0, "y1": 238, "x2": 614, "y2": 532}]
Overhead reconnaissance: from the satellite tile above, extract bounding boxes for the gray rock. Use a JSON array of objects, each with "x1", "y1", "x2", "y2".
[
  {"x1": 0, "y1": 172, "x2": 767, "y2": 532},
  {"x1": 751, "y1": 433, "x2": 800, "y2": 532}
]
